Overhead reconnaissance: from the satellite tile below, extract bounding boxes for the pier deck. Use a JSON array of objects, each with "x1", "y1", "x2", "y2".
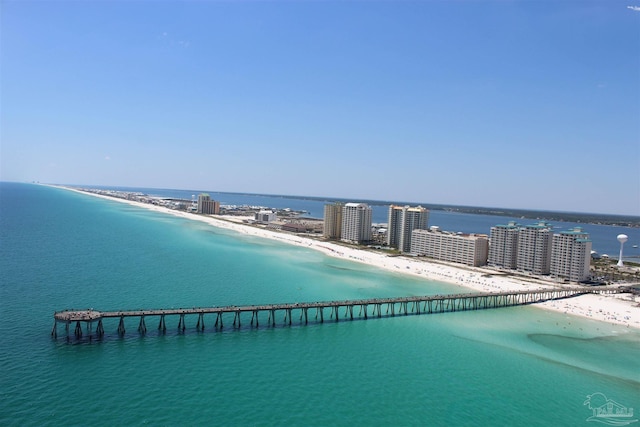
[{"x1": 52, "y1": 286, "x2": 622, "y2": 340}]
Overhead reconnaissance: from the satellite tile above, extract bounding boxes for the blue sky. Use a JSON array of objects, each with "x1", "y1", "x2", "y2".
[{"x1": 2, "y1": 1, "x2": 639, "y2": 215}]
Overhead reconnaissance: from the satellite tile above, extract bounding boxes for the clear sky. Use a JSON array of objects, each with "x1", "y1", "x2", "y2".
[{"x1": 1, "y1": 1, "x2": 639, "y2": 215}]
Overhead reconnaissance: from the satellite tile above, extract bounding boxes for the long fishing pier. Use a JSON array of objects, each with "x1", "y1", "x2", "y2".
[{"x1": 52, "y1": 286, "x2": 621, "y2": 340}]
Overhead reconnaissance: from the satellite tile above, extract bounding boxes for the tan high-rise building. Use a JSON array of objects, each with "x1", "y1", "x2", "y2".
[
  {"x1": 197, "y1": 193, "x2": 220, "y2": 215},
  {"x1": 323, "y1": 203, "x2": 343, "y2": 239},
  {"x1": 387, "y1": 205, "x2": 429, "y2": 253}
]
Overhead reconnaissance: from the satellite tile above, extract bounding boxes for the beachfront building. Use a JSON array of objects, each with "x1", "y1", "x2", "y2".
[
  {"x1": 488, "y1": 222, "x2": 520, "y2": 269},
  {"x1": 371, "y1": 224, "x2": 387, "y2": 245},
  {"x1": 387, "y1": 205, "x2": 429, "y2": 253},
  {"x1": 517, "y1": 222, "x2": 553, "y2": 275},
  {"x1": 255, "y1": 210, "x2": 277, "y2": 223},
  {"x1": 411, "y1": 229, "x2": 489, "y2": 267},
  {"x1": 550, "y1": 227, "x2": 592, "y2": 282},
  {"x1": 323, "y1": 202, "x2": 343, "y2": 239},
  {"x1": 341, "y1": 203, "x2": 372, "y2": 244},
  {"x1": 197, "y1": 193, "x2": 220, "y2": 215}
]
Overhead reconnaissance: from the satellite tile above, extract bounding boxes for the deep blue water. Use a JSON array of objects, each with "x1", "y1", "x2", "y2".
[{"x1": 0, "y1": 182, "x2": 638, "y2": 426}]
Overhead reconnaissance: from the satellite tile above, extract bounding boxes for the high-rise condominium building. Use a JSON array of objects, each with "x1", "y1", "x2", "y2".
[
  {"x1": 411, "y1": 229, "x2": 489, "y2": 267},
  {"x1": 550, "y1": 227, "x2": 592, "y2": 282},
  {"x1": 489, "y1": 222, "x2": 592, "y2": 281},
  {"x1": 488, "y1": 222, "x2": 520, "y2": 269},
  {"x1": 387, "y1": 205, "x2": 429, "y2": 253},
  {"x1": 323, "y1": 202, "x2": 343, "y2": 239},
  {"x1": 341, "y1": 203, "x2": 372, "y2": 244},
  {"x1": 517, "y1": 222, "x2": 553, "y2": 275},
  {"x1": 197, "y1": 193, "x2": 220, "y2": 215}
]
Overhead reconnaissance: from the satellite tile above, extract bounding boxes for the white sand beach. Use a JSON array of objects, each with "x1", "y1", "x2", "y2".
[{"x1": 57, "y1": 186, "x2": 640, "y2": 330}]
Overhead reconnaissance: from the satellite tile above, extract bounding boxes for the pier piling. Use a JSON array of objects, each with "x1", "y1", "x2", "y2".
[
  {"x1": 196, "y1": 313, "x2": 205, "y2": 331},
  {"x1": 117, "y1": 316, "x2": 125, "y2": 336},
  {"x1": 138, "y1": 316, "x2": 146, "y2": 334},
  {"x1": 158, "y1": 315, "x2": 166, "y2": 333},
  {"x1": 52, "y1": 286, "x2": 623, "y2": 341},
  {"x1": 178, "y1": 314, "x2": 185, "y2": 332},
  {"x1": 96, "y1": 319, "x2": 104, "y2": 337}
]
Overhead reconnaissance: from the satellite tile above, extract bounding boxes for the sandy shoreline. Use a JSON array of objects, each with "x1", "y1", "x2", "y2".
[{"x1": 54, "y1": 185, "x2": 640, "y2": 330}]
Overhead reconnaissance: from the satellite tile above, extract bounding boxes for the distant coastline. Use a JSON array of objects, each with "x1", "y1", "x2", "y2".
[
  {"x1": 53, "y1": 183, "x2": 638, "y2": 228},
  {"x1": 225, "y1": 192, "x2": 640, "y2": 228}
]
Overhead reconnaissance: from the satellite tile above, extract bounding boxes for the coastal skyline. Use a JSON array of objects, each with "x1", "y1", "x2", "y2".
[{"x1": 2, "y1": 1, "x2": 639, "y2": 215}]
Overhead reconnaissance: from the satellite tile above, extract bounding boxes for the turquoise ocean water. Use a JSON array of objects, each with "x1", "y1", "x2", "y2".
[{"x1": 0, "y1": 182, "x2": 638, "y2": 426}]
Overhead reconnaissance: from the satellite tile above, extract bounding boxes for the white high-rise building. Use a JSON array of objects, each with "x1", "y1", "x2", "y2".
[
  {"x1": 323, "y1": 203, "x2": 343, "y2": 239},
  {"x1": 488, "y1": 222, "x2": 520, "y2": 269},
  {"x1": 341, "y1": 203, "x2": 372, "y2": 244},
  {"x1": 517, "y1": 222, "x2": 553, "y2": 275},
  {"x1": 411, "y1": 229, "x2": 489, "y2": 267},
  {"x1": 550, "y1": 227, "x2": 592, "y2": 282},
  {"x1": 387, "y1": 205, "x2": 429, "y2": 253},
  {"x1": 255, "y1": 210, "x2": 277, "y2": 223}
]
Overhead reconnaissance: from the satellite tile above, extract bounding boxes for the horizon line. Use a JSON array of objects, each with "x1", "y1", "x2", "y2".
[{"x1": 8, "y1": 180, "x2": 640, "y2": 220}]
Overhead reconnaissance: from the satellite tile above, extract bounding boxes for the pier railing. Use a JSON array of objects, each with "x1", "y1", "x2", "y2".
[{"x1": 52, "y1": 286, "x2": 621, "y2": 340}]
